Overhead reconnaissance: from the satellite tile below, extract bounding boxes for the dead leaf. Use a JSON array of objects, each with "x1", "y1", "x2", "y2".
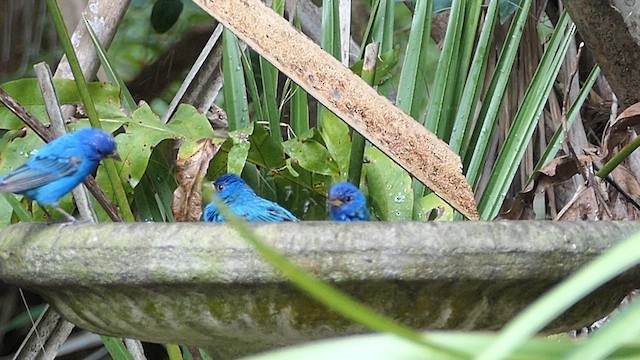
[
  {"x1": 556, "y1": 184, "x2": 601, "y2": 221},
  {"x1": 172, "y1": 139, "x2": 219, "y2": 222},
  {"x1": 602, "y1": 102, "x2": 640, "y2": 158},
  {"x1": 611, "y1": 165, "x2": 640, "y2": 200},
  {"x1": 500, "y1": 155, "x2": 593, "y2": 220}
]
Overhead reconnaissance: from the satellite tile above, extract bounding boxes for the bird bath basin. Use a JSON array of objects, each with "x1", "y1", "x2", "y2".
[{"x1": 0, "y1": 221, "x2": 639, "y2": 359}]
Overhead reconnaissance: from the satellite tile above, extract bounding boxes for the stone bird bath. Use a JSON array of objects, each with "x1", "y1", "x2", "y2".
[{"x1": 1, "y1": 221, "x2": 639, "y2": 358}]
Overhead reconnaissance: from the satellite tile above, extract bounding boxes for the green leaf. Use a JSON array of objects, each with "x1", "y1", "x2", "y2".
[
  {"x1": 396, "y1": 0, "x2": 433, "y2": 116},
  {"x1": 363, "y1": 147, "x2": 413, "y2": 221},
  {"x1": 414, "y1": 193, "x2": 454, "y2": 221},
  {"x1": 282, "y1": 131, "x2": 340, "y2": 177},
  {"x1": 478, "y1": 10, "x2": 574, "y2": 220},
  {"x1": 223, "y1": 29, "x2": 250, "y2": 131},
  {"x1": 246, "y1": 122, "x2": 287, "y2": 170},
  {"x1": 100, "y1": 336, "x2": 134, "y2": 360},
  {"x1": 168, "y1": 104, "x2": 219, "y2": 157},
  {"x1": 151, "y1": 0, "x2": 184, "y2": 33},
  {"x1": 135, "y1": 141, "x2": 177, "y2": 222},
  {"x1": 0, "y1": 79, "x2": 124, "y2": 130},
  {"x1": 112, "y1": 105, "x2": 177, "y2": 188},
  {"x1": 228, "y1": 122, "x2": 253, "y2": 175},
  {"x1": 319, "y1": 112, "x2": 351, "y2": 180},
  {"x1": 464, "y1": 0, "x2": 531, "y2": 190}
]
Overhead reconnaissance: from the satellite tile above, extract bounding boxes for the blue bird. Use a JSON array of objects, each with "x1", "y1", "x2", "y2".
[
  {"x1": 327, "y1": 182, "x2": 371, "y2": 221},
  {"x1": 203, "y1": 173, "x2": 298, "y2": 222},
  {"x1": 0, "y1": 127, "x2": 119, "y2": 221}
]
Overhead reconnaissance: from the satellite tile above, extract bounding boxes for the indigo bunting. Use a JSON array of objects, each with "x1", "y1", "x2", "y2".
[
  {"x1": 0, "y1": 127, "x2": 119, "y2": 221},
  {"x1": 328, "y1": 182, "x2": 371, "y2": 221},
  {"x1": 203, "y1": 173, "x2": 298, "y2": 222}
]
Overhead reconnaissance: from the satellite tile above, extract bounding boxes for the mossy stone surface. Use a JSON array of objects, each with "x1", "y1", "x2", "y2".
[{"x1": 1, "y1": 221, "x2": 639, "y2": 358}]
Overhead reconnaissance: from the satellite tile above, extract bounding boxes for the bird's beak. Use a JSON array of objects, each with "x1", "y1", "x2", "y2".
[
  {"x1": 328, "y1": 198, "x2": 343, "y2": 207},
  {"x1": 109, "y1": 151, "x2": 121, "y2": 161}
]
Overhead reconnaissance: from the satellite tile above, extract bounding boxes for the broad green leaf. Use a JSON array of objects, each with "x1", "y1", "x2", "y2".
[
  {"x1": 363, "y1": 147, "x2": 413, "y2": 220},
  {"x1": 111, "y1": 105, "x2": 177, "y2": 188},
  {"x1": 0, "y1": 79, "x2": 123, "y2": 129},
  {"x1": 319, "y1": 112, "x2": 350, "y2": 180},
  {"x1": 246, "y1": 123, "x2": 286, "y2": 170},
  {"x1": 168, "y1": 104, "x2": 219, "y2": 157},
  {"x1": 282, "y1": 134, "x2": 340, "y2": 177},
  {"x1": 135, "y1": 141, "x2": 177, "y2": 222},
  {"x1": 227, "y1": 122, "x2": 253, "y2": 175}
]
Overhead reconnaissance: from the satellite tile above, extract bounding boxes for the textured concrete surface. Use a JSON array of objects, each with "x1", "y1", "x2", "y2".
[{"x1": 1, "y1": 221, "x2": 639, "y2": 358}]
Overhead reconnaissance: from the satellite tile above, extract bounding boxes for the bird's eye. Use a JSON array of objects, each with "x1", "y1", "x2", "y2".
[
  {"x1": 216, "y1": 184, "x2": 225, "y2": 191},
  {"x1": 345, "y1": 196, "x2": 353, "y2": 203}
]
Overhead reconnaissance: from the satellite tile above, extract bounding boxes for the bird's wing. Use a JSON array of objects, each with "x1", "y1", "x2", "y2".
[
  {"x1": 244, "y1": 199, "x2": 298, "y2": 222},
  {"x1": 0, "y1": 155, "x2": 81, "y2": 193}
]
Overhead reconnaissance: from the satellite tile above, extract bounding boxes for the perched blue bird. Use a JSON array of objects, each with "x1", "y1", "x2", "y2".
[
  {"x1": 203, "y1": 173, "x2": 298, "y2": 222},
  {"x1": 0, "y1": 127, "x2": 119, "y2": 221},
  {"x1": 327, "y1": 182, "x2": 371, "y2": 221}
]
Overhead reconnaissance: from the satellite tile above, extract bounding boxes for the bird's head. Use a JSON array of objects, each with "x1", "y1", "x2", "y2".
[
  {"x1": 327, "y1": 182, "x2": 370, "y2": 221},
  {"x1": 76, "y1": 127, "x2": 120, "y2": 161},
  {"x1": 212, "y1": 173, "x2": 252, "y2": 201}
]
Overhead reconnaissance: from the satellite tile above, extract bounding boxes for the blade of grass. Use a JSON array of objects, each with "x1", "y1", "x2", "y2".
[
  {"x1": 46, "y1": 0, "x2": 134, "y2": 222},
  {"x1": 241, "y1": 50, "x2": 265, "y2": 121},
  {"x1": 534, "y1": 65, "x2": 600, "y2": 175},
  {"x1": 2, "y1": 194, "x2": 33, "y2": 222},
  {"x1": 100, "y1": 335, "x2": 135, "y2": 360},
  {"x1": 82, "y1": 15, "x2": 136, "y2": 114},
  {"x1": 424, "y1": 0, "x2": 464, "y2": 133},
  {"x1": 413, "y1": 0, "x2": 462, "y2": 201},
  {"x1": 289, "y1": 10, "x2": 309, "y2": 135},
  {"x1": 477, "y1": 12, "x2": 575, "y2": 220},
  {"x1": 476, "y1": 228, "x2": 640, "y2": 360},
  {"x1": 317, "y1": 0, "x2": 342, "y2": 131},
  {"x1": 563, "y1": 296, "x2": 640, "y2": 360},
  {"x1": 222, "y1": 28, "x2": 250, "y2": 131},
  {"x1": 348, "y1": 43, "x2": 378, "y2": 185},
  {"x1": 449, "y1": 0, "x2": 498, "y2": 154},
  {"x1": 259, "y1": 0, "x2": 284, "y2": 142},
  {"x1": 464, "y1": 0, "x2": 532, "y2": 191},
  {"x1": 396, "y1": 0, "x2": 433, "y2": 117},
  {"x1": 597, "y1": 137, "x2": 640, "y2": 179},
  {"x1": 443, "y1": 1, "x2": 481, "y2": 142}
]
